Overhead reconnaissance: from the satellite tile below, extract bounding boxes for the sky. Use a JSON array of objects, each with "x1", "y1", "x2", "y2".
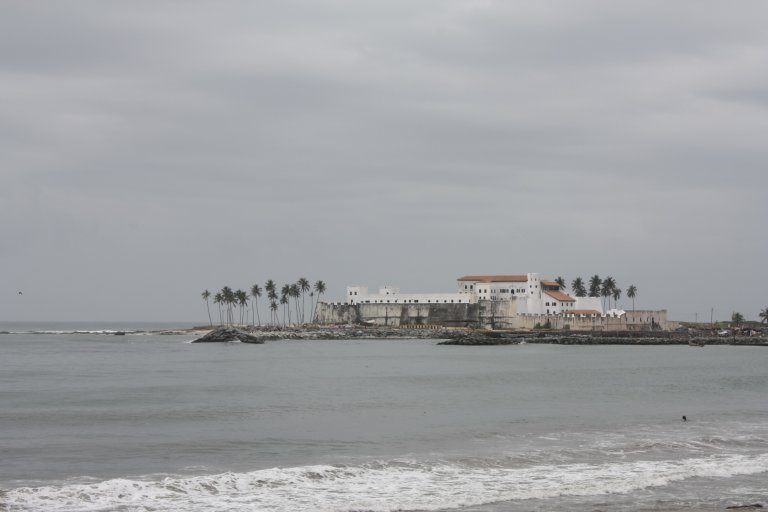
[{"x1": 2, "y1": 1, "x2": 767, "y2": 323}]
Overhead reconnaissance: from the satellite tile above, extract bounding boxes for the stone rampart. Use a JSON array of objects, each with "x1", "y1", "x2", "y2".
[{"x1": 315, "y1": 302, "x2": 674, "y2": 331}]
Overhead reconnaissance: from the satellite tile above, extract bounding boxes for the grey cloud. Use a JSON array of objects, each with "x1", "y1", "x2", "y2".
[{"x1": 1, "y1": 1, "x2": 766, "y2": 322}]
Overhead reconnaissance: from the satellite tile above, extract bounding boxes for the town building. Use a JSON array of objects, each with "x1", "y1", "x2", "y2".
[
  {"x1": 347, "y1": 273, "x2": 603, "y2": 315},
  {"x1": 318, "y1": 272, "x2": 671, "y2": 331}
]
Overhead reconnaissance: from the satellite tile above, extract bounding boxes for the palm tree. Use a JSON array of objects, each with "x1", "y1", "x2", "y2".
[
  {"x1": 588, "y1": 275, "x2": 602, "y2": 298},
  {"x1": 214, "y1": 292, "x2": 223, "y2": 324},
  {"x1": 612, "y1": 287, "x2": 621, "y2": 310},
  {"x1": 289, "y1": 283, "x2": 301, "y2": 323},
  {"x1": 266, "y1": 280, "x2": 278, "y2": 325},
  {"x1": 601, "y1": 276, "x2": 616, "y2": 310},
  {"x1": 758, "y1": 307, "x2": 768, "y2": 324},
  {"x1": 626, "y1": 285, "x2": 637, "y2": 311},
  {"x1": 201, "y1": 290, "x2": 212, "y2": 326},
  {"x1": 221, "y1": 286, "x2": 235, "y2": 325},
  {"x1": 235, "y1": 289, "x2": 248, "y2": 325},
  {"x1": 250, "y1": 284, "x2": 262, "y2": 326},
  {"x1": 281, "y1": 284, "x2": 291, "y2": 325},
  {"x1": 297, "y1": 277, "x2": 310, "y2": 323},
  {"x1": 571, "y1": 277, "x2": 586, "y2": 297},
  {"x1": 270, "y1": 300, "x2": 279, "y2": 326},
  {"x1": 280, "y1": 295, "x2": 289, "y2": 326},
  {"x1": 555, "y1": 277, "x2": 566, "y2": 290},
  {"x1": 265, "y1": 279, "x2": 276, "y2": 297},
  {"x1": 313, "y1": 280, "x2": 326, "y2": 322},
  {"x1": 731, "y1": 312, "x2": 744, "y2": 325}
]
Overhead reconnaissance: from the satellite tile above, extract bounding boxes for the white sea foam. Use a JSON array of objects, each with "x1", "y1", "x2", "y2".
[{"x1": 6, "y1": 453, "x2": 768, "y2": 512}]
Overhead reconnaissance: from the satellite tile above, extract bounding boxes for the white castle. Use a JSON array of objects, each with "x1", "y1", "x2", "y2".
[{"x1": 346, "y1": 273, "x2": 605, "y2": 317}]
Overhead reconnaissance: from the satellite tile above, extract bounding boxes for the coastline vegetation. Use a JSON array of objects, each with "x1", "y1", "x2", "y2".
[
  {"x1": 201, "y1": 279, "x2": 326, "y2": 327},
  {"x1": 568, "y1": 275, "x2": 637, "y2": 311}
]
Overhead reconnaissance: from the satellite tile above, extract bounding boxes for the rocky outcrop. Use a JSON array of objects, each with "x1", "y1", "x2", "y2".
[
  {"x1": 187, "y1": 325, "x2": 767, "y2": 346},
  {"x1": 192, "y1": 327, "x2": 265, "y2": 344},
  {"x1": 438, "y1": 331, "x2": 523, "y2": 345}
]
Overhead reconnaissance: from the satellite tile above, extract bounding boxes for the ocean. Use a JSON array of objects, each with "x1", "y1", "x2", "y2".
[{"x1": 1, "y1": 322, "x2": 766, "y2": 511}]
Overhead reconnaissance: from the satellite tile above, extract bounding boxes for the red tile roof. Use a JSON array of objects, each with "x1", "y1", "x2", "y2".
[
  {"x1": 457, "y1": 275, "x2": 528, "y2": 283},
  {"x1": 544, "y1": 290, "x2": 576, "y2": 302},
  {"x1": 541, "y1": 280, "x2": 560, "y2": 287}
]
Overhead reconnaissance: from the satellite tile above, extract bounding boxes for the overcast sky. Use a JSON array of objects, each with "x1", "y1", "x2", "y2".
[{"x1": 2, "y1": 1, "x2": 767, "y2": 324}]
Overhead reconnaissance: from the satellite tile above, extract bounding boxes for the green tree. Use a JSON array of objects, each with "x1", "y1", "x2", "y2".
[
  {"x1": 731, "y1": 312, "x2": 744, "y2": 325},
  {"x1": 265, "y1": 280, "x2": 278, "y2": 325},
  {"x1": 201, "y1": 290, "x2": 212, "y2": 326},
  {"x1": 297, "y1": 277, "x2": 310, "y2": 323},
  {"x1": 626, "y1": 285, "x2": 637, "y2": 311},
  {"x1": 760, "y1": 307, "x2": 768, "y2": 324},
  {"x1": 313, "y1": 280, "x2": 326, "y2": 322},
  {"x1": 280, "y1": 294, "x2": 289, "y2": 326},
  {"x1": 235, "y1": 289, "x2": 248, "y2": 325},
  {"x1": 221, "y1": 286, "x2": 235, "y2": 325},
  {"x1": 571, "y1": 277, "x2": 586, "y2": 297},
  {"x1": 281, "y1": 284, "x2": 291, "y2": 325},
  {"x1": 250, "y1": 284, "x2": 262, "y2": 326},
  {"x1": 555, "y1": 277, "x2": 566, "y2": 290},
  {"x1": 600, "y1": 276, "x2": 616, "y2": 310},
  {"x1": 270, "y1": 300, "x2": 279, "y2": 326},
  {"x1": 588, "y1": 275, "x2": 602, "y2": 298},
  {"x1": 213, "y1": 292, "x2": 223, "y2": 325},
  {"x1": 289, "y1": 283, "x2": 301, "y2": 324},
  {"x1": 612, "y1": 287, "x2": 621, "y2": 309}
]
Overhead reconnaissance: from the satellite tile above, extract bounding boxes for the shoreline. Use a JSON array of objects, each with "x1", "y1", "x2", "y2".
[
  {"x1": 185, "y1": 324, "x2": 768, "y2": 346},
  {"x1": 3, "y1": 323, "x2": 765, "y2": 346}
]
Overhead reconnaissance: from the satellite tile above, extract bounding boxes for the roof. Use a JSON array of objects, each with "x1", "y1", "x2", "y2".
[
  {"x1": 544, "y1": 290, "x2": 576, "y2": 302},
  {"x1": 563, "y1": 309, "x2": 602, "y2": 316},
  {"x1": 457, "y1": 275, "x2": 528, "y2": 283},
  {"x1": 541, "y1": 280, "x2": 560, "y2": 287}
]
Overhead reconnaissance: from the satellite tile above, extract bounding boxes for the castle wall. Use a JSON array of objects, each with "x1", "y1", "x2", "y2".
[{"x1": 316, "y1": 302, "x2": 674, "y2": 331}]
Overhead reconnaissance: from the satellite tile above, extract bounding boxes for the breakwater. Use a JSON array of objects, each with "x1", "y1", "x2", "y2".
[{"x1": 188, "y1": 325, "x2": 767, "y2": 346}]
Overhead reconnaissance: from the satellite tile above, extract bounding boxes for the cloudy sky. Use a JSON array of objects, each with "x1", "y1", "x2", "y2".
[{"x1": 2, "y1": 1, "x2": 767, "y2": 323}]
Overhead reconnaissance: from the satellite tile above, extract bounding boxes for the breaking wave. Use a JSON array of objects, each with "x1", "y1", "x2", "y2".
[{"x1": 5, "y1": 453, "x2": 768, "y2": 512}]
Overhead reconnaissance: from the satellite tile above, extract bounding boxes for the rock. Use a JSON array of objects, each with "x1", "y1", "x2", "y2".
[
  {"x1": 438, "y1": 331, "x2": 521, "y2": 345},
  {"x1": 192, "y1": 327, "x2": 265, "y2": 344}
]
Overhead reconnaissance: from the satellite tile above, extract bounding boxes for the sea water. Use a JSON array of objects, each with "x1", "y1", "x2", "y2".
[{"x1": 1, "y1": 323, "x2": 766, "y2": 511}]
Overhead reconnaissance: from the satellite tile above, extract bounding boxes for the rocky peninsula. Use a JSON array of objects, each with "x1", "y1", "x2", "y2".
[{"x1": 188, "y1": 324, "x2": 768, "y2": 346}]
